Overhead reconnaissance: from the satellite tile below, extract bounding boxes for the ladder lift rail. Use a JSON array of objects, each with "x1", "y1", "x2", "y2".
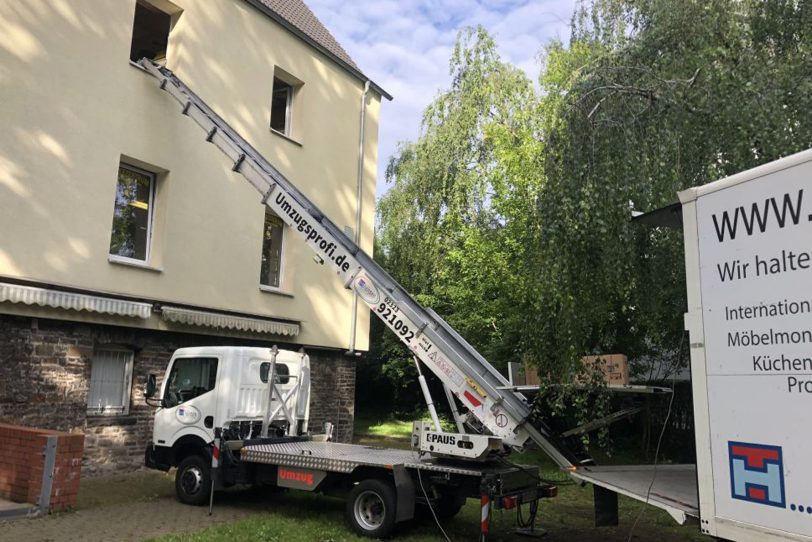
[{"x1": 138, "y1": 60, "x2": 578, "y2": 469}]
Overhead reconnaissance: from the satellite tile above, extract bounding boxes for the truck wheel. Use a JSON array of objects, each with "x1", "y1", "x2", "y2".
[
  {"x1": 175, "y1": 455, "x2": 211, "y2": 506},
  {"x1": 433, "y1": 491, "x2": 466, "y2": 519},
  {"x1": 346, "y1": 479, "x2": 397, "y2": 538},
  {"x1": 417, "y1": 490, "x2": 466, "y2": 520}
]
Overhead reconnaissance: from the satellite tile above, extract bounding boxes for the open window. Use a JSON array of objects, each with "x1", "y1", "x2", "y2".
[
  {"x1": 129, "y1": 0, "x2": 181, "y2": 64},
  {"x1": 270, "y1": 78, "x2": 293, "y2": 134},
  {"x1": 269, "y1": 68, "x2": 304, "y2": 139}
]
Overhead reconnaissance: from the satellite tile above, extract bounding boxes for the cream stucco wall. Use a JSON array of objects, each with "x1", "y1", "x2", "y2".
[{"x1": 0, "y1": 0, "x2": 380, "y2": 350}]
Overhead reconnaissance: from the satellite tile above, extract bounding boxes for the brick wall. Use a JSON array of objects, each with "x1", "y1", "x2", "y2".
[
  {"x1": 0, "y1": 315, "x2": 356, "y2": 475},
  {"x1": 0, "y1": 422, "x2": 84, "y2": 512}
]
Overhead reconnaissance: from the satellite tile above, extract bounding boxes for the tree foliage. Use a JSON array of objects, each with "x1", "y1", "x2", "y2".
[{"x1": 366, "y1": 0, "x2": 812, "y2": 424}]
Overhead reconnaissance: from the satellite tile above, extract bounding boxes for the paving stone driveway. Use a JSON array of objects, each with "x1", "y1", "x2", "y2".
[{"x1": 0, "y1": 471, "x2": 270, "y2": 542}]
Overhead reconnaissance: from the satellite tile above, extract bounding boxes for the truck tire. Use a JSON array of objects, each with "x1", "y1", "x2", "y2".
[
  {"x1": 175, "y1": 454, "x2": 211, "y2": 506},
  {"x1": 417, "y1": 490, "x2": 466, "y2": 520},
  {"x1": 434, "y1": 491, "x2": 467, "y2": 519},
  {"x1": 346, "y1": 479, "x2": 397, "y2": 538}
]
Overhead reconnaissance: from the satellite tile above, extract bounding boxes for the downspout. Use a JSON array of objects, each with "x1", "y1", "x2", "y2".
[{"x1": 348, "y1": 80, "x2": 370, "y2": 354}]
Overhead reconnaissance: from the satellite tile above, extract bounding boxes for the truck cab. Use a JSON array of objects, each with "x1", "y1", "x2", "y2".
[{"x1": 144, "y1": 346, "x2": 310, "y2": 502}]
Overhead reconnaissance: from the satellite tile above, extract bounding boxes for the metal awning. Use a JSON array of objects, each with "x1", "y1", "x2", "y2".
[
  {"x1": 0, "y1": 282, "x2": 152, "y2": 318},
  {"x1": 160, "y1": 305, "x2": 299, "y2": 336}
]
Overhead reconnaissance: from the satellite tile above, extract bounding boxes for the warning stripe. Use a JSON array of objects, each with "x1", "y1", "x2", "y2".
[
  {"x1": 211, "y1": 438, "x2": 221, "y2": 469},
  {"x1": 464, "y1": 390, "x2": 482, "y2": 408},
  {"x1": 480, "y1": 494, "x2": 490, "y2": 534}
]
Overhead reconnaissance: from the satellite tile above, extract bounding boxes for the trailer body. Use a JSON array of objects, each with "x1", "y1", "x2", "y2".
[{"x1": 680, "y1": 149, "x2": 812, "y2": 541}]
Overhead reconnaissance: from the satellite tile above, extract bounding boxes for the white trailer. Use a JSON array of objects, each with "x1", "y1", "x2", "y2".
[
  {"x1": 575, "y1": 150, "x2": 812, "y2": 541},
  {"x1": 679, "y1": 150, "x2": 812, "y2": 541}
]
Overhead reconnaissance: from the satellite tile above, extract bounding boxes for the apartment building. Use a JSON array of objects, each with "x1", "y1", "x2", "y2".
[{"x1": 0, "y1": 0, "x2": 389, "y2": 473}]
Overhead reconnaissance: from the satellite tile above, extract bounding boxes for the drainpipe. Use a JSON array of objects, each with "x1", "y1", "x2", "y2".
[{"x1": 348, "y1": 80, "x2": 370, "y2": 354}]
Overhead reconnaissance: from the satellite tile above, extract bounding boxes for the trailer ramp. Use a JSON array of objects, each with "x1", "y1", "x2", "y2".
[{"x1": 572, "y1": 464, "x2": 699, "y2": 525}]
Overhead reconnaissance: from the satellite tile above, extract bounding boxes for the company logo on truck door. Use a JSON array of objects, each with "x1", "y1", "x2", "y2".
[{"x1": 729, "y1": 441, "x2": 786, "y2": 508}]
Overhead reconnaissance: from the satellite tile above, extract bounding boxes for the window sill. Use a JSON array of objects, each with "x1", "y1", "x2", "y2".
[
  {"x1": 109, "y1": 255, "x2": 163, "y2": 273},
  {"x1": 129, "y1": 59, "x2": 165, "y2": 72},
  {"x1": 129, "y1": 60, "x2": 148, "y2": 72},
  {"x1": 259, "y1": 285, "x2": 294, "y2": 298},
  {"x1": 270, "y1": 128, "x2": 303, "y2": 147}
]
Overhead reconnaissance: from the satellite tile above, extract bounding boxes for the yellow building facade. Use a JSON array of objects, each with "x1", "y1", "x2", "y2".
[{"x1": 0, "y1": 0, "x2": 387, "y2": 472}]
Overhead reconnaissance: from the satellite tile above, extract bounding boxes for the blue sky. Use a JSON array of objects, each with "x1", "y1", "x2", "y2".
[{"x1": 306, "y1": 0, "x2": 578, "y2": 198}]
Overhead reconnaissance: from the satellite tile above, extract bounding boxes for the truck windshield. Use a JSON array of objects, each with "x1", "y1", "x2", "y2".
[{"x1": 164, "y1": 357, "x2": 218, "y2": 408}]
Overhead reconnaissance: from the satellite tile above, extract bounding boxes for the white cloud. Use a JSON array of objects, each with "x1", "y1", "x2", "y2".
[{"x1": 306, "y1": 0, "x2": 577, "y2": 198}]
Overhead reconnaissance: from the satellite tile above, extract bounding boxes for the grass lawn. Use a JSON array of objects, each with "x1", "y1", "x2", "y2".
[{"x1": 146, "y1": 414, "x2": 705, "y2": 542}]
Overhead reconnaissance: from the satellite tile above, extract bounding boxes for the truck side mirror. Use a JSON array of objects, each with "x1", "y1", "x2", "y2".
[{"x1": 145, "y1": 374, "x2": 157, "y2": 399}]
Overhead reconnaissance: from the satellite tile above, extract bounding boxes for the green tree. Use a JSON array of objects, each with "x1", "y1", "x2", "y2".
[
  {"x1": 369, "y1": 0, "x2": 812, "y2": 441},
  {"x1": 529, "y1": 0, "x2": 812, "y2": 378}
]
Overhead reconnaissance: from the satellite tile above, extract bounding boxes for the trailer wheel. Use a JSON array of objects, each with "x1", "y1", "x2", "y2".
[
  {"x1": 175, "y1": 455, "x2": 210, "y2": 506},
  {"x1": 433, "y1": 491, "x2": 467, "y2": 519},
  {"x1": 417, "y1": 490, "x2": 466, "y2": 520},
  {"x1": 346, "y1": 479, "x2": 397, "y2": 538}
]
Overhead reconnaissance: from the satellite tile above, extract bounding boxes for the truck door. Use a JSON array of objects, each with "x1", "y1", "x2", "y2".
[{"x1": 153, "y1": 356, "x2": 220, "y2": 446}]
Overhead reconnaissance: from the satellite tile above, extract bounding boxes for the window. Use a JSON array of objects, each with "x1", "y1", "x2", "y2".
[
  {"x1": 109, "y1": 164, "x2": 155, "y2": 262},
  {"x1": 260, "y1": 210, "x2": 285, "y2": 288},
  {"x1": 129, "y1": 1, "x2": 172, "y2": 63},
  {"x1": 163, "y1": 357, "x2": 218, "y2": 408},
  {"x1": 260, "y1": 362, "x2": 291, "y2": 385},
  {"x1": 87, "y1": 349, "x2": 134, "y2": 415},
  {"x1": 270, "y1": 77, "x2": 293, "y2": 135}
]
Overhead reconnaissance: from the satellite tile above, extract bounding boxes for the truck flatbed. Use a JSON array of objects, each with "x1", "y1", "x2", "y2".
[
  {"x1": 571, "y1": 464, "x2": 699, "y2": 525},
  {"x1": 241, "y1": 440, "x2": 536, "y2": 478}
]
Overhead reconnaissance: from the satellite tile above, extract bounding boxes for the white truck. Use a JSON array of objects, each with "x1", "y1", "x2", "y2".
[
  {"x1": 144, "y1": 345, "x2": 554, "y2": 538},
  {"x1": 138, "y1": 58, "x2": 812, "y2": 540}
]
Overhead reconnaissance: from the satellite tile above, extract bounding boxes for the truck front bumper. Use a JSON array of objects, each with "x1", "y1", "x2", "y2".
[{"x1": 144, "y1": 443, "x2": 172, "y2": 472}]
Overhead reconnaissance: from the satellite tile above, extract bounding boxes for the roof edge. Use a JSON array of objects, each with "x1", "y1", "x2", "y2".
[{"x1": 243, "y1": 0, "x2": 393, "y2": 101}]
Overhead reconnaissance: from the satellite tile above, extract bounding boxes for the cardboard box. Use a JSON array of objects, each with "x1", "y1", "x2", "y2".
[{"x1": 580, "y1": 354, "x2": 629, "y2": 385}]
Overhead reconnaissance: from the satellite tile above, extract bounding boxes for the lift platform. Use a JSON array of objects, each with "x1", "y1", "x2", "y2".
[{"x1": 572, "y1": 464, "x2": 699, "y2": 525}]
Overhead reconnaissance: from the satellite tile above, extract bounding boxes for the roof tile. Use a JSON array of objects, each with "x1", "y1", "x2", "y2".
[{"x1": 255, "y1": 0, "x2": 360, "y2": 71}]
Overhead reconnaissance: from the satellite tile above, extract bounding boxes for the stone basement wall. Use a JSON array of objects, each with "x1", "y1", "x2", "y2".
[
  {"x1": 0, "y1": 314, "x2": 356, "y2": 476},
  {"x1": 0, "y1": 422, "x2": 84, "y2": 511}
]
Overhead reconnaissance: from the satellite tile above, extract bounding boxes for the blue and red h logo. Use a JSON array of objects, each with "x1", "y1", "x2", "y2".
[{"x1": 729, "y1": 441, "x2": 785, "y2": 508}]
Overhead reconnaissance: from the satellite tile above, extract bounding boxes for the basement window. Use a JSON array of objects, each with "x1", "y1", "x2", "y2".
[
  {"x1": 129, "y1": 1, "x2": 172, "y2": 63},
  {"x1": 87, "y1": 349, "x2": 134, "y2": 416}
]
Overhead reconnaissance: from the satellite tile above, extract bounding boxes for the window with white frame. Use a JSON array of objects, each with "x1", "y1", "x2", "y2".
[
  {"x1": 109, "y1": 164, "x2": 155, "y2": 262},
  {"x1": 270, "y1": 77, "x2": 294, "y2": 135},
  {"x1": 87, "y1": 349, "x2": 134, "y2": 415},
  {"x1": 260, "y1": 210, "x2": 285, "y2": 288}
]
